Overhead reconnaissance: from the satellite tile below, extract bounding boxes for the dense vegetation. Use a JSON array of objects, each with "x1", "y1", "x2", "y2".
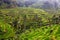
[{"x1": 0, "y1": 7, "x2": 60, "y2": 40}]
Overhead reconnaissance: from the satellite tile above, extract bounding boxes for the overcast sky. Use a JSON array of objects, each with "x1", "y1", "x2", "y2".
[
  {"x1": 17, "y1": 0, "x2": 59, "y2": 1},
  {"x1": 15, "y1": 0, "x2": 60, "y2": 4}
]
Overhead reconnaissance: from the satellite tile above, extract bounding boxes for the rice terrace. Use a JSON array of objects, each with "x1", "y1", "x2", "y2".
[{"x1": 0, "y1": 0, "x2": 60, "y2": 40}]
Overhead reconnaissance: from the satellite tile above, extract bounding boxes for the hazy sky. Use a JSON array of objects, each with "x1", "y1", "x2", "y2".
[
  {"x1": 15, "y1": 0, "x2": 60, "y2": 3},
  {"x1": 17, "y1": 0, "x2": 59, "y2": 1}
]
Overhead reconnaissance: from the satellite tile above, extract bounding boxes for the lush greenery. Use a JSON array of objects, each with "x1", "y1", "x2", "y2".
[{"x1": 0, "y1": 7, "x2": 60, "y2": 40}]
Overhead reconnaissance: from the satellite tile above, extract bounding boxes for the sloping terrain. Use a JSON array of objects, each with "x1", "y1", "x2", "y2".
[{"x1": 0, "y1": 7, "x2": 60, "y2": 40}]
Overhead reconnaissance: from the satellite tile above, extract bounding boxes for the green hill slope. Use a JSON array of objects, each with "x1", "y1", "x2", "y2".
[{"x1": 0, "y1": 7, "x2": 60, "y2": 40}]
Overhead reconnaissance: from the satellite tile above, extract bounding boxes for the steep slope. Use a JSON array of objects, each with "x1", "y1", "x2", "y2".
[
  {"x1": 0, "y1": 7, "x2": 49, "y2": 40},
  {"x1": 0, "y1": 7, "x2": 60, "y2": 40}
]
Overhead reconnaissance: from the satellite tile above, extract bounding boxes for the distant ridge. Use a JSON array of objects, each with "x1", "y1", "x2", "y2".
[{"x1": 0, "y1": 0, "x2": 60, "y2": 13}]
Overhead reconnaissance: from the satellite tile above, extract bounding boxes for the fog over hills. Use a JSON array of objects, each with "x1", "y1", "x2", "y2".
[
  {"x1": 29, "y1": 0, "x2": 60, "y2": 13},
  {"x1": 0, "y1": 0, "x2": 60, "y2": 13},
  {"x1": 0, "y1": 0, "x2": 60, "y2": 7}
]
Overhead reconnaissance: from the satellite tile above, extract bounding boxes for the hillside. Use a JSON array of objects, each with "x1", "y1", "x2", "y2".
[
  {"x1": 0, "y1": 7, "x2": 48, "y2": 40},
  {"x1": 0, "y1": 7, "x2": 60, "y2": 40}
]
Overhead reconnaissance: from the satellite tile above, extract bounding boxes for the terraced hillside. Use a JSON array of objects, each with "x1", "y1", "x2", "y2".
[{"x1": 0, "y1": 7, "x2": 60, "y2": 40}]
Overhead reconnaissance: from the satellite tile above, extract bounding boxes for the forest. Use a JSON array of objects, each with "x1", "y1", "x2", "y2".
[{"x1": 0, "y1": 0, "x2": 60, "y2": 40}]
